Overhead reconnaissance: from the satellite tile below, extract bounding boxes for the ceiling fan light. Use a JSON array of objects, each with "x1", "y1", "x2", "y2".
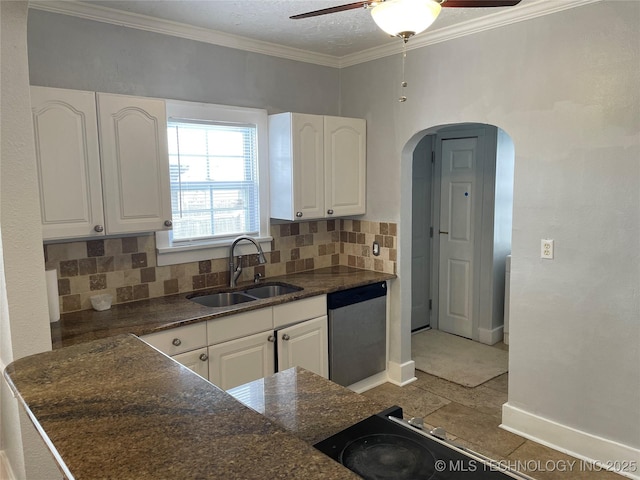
[{"x1": 371, "y1": 0, "x2": 442, "y2": 39}]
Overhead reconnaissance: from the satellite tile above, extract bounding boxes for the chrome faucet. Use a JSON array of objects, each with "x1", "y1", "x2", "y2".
[{"x1": 228, "y1": 236, "x2": 267, "y2": 287}]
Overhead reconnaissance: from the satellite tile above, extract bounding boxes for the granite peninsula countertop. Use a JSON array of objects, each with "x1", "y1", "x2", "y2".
[
  {"x1": 51, "y1": 266, "x2": 395, "y2": 349},
  {"x1": 4, "y1": 335, "x2": 387, "y2": 480}
]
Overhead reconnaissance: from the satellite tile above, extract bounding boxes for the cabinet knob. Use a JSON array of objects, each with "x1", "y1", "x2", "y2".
[
  {"x1": 164, "y1": 220, "x2": 173, "y2": 227},
  {"x1": 199, "y1": 353, "x2": 209, "y2": 362},
  {"x1": 94, "y1": 225, "x2": 104, "y2": 233},
  {"x1": 282, "y1": 334, "x2": 291, "y2": 341},
  {"x1": 327, "y1": 209, "x2": 334, "y2": 215},
  {"x1": 172, "y1": 338, "x2": 181, "y2": 346},
  {"x1": 296, "y1": 212, "x2": 303, "y2": 218},
  {"x1": 267, "y1": 335, "x2": 275, "y2": 343}
]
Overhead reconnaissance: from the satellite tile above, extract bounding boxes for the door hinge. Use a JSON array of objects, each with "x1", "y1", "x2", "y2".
[
  {"x1": 429, "y1": 299, "x2": 433, "y2": 310},
  {"x1": 429, "y1": 226, "x2": 434, "y2": 238},
  {"x1": 431, "y1": 150, "x2": 435, "y2": 163}
]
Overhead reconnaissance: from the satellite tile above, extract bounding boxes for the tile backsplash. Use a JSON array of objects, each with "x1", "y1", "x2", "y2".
[{"x1": 44, "y1": 219, "x2": 397, "y2": 314}]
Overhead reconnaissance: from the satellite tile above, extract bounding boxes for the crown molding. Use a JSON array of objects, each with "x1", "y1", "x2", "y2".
[
  {"x1": 30, "y1": 0, "x2": 602, "y2": 70},
  {"x1": 339, "y1": 0, "x2": 603, "y2": 67},
  {"x1": 28, "y1": 0, "x2": 342, "y2": 68}
]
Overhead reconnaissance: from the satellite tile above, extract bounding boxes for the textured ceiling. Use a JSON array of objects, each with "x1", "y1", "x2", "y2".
[{"x1": 81, "y1": 0, "x2": 532, "y2": 57}]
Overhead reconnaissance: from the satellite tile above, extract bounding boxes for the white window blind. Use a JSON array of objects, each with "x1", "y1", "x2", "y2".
[{"x1": 167, "y1": 120, "x2": 259, "y2": 242}]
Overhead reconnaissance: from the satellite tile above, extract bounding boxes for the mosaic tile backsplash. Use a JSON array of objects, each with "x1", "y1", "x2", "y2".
[{"x1": 44, "y1": 219, "x2": 397, "y2": 313}]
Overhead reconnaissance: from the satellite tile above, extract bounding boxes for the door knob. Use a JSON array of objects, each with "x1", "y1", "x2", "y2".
[
  {"x1": 199, "y1": 353, "x2": 208, "y2": 362},
  {"x1": 282, "y1": 334, "x2": 290, "y2": 341},
  {"x1": 172, "y1": 338, "x2": 181, "y2": 346},
  {"x1": 164, "y1": 220, "x2": 173, "y2": 227},
  {"x1": 327, "y1": 209, "x2": 334, "y2": 215},
  {"x1": 267, "y1": 335, "x2": 275, "y2": 343},
  {"x1": 94, "y1": 225, "x2": 104, "y2": 233},
  {"x1": 296, "y1": 212, "x2": 303, "y2": 218}
]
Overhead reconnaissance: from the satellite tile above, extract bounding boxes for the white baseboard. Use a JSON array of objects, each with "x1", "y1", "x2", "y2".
[
  {"x1": 502, "y1": 403, "x2": 640, "y2": 479},
  {"x1": 386, "y1": 360, "x2": 417, "y2": 387},
  {"x1": 478, "y1": 325, "x2": 504, "y2": 345},
  {"x1": 347, "y1": 371, "x2": 389, "y2": 394}
]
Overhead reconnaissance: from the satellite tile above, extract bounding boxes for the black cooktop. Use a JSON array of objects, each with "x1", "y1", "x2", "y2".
[{"x1": 314, "y1": 407, "x2": 525, "y2": 480}]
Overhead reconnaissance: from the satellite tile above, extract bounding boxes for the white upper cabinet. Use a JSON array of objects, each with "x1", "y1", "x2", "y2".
[
  {"x1": 269, "y1": 112, "x2": 366, "y2": 221},
  {"x1": 323, "y1": 116, "x2": 367, "y2": 217},
  {"x1": 31, "y1": 86, "x2": 105, "y2": 240},
  {"x1": 31, "y1": 87, "x2": 172, "y2": 240},
  {"x1": 96, "y1": 93, "x2": 172, "y2": 235}
]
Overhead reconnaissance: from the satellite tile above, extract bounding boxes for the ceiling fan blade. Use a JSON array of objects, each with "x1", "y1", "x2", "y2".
[
  {"x1": 442, "y1": 0, "x2": 521, "y2": 7},
  {"x1": 290, "y1": 1, "x2": 375, "y2": 19}
]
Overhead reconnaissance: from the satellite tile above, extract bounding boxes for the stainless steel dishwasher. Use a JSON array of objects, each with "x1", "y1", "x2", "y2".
[{"x1": 327, "y1": 281, "x2": 387, "y2": 387}]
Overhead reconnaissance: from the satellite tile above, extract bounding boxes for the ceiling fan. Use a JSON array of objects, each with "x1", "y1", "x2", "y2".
[{"x1": 292, "y1": 0, "x2": 522, "y2": 42}]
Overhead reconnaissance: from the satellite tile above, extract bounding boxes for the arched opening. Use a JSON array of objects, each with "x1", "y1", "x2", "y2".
[{"x1": 395, "y1": 122, "x2": 515, "y2": 384}]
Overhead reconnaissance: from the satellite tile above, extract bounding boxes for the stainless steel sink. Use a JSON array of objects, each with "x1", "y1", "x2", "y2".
[
  {"x1": 243, "y1": 283, "x2": 303, "y2": 299},
  {"x1": 188, "y1": 292, "x2": 256, "y2": 308},
  {"x1": 187, "y1": 283, "x2": 303, "y2": 307}
]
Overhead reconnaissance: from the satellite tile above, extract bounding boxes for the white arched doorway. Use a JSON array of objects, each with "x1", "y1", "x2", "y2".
[{"x1": 400, "y1": 123, "x2": 514, "y2": 365}]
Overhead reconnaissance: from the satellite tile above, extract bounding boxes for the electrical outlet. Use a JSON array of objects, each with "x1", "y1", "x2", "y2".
[{"x1": 541, "y1": 239, "x2": 554, "y2": 259}]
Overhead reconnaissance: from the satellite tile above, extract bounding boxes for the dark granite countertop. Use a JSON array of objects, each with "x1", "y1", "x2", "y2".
[
  {"x1": 51, "y1": 266, "x2": 395, "y2": 349},
  {"x1": 4, "y1": 335, "x2": 386, "y2": 480}
]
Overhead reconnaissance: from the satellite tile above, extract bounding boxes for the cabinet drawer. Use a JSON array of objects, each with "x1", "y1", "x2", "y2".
[
  {"x1": 207, "y1": 307, "x2": 273, "y2": 345},
  {"x1": 142, "y1": 322, "x2": 207, "y2": 356},
  {"x1": 273, "y1": 295, "x2": 326, "y2": 329}
]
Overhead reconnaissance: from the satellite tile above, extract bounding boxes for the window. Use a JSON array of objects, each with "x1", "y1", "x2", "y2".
[{"x1": 156, "y1": 101, "x2": 270, "y2": 266}]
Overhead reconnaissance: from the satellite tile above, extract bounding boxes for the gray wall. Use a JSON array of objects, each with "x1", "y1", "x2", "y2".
[
  {"x1": 340, "y1": 0, "x2": 639, "y2": 463},
  {"x1": 27, "y1": 10, "x2": 341, "y2": 115}
]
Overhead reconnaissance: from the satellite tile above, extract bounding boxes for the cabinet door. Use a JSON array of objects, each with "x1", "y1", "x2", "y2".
[
  {"x1": 30, "y1": 86, "x2": 105, "y2": 240},
  {"x1": 208, "y1": 330, "x2": 275, "y2": 390},
  {"x1": 269, "y1": 113, "x2": 324, "y2": 221},
  {"x1": 292, "y1": 114, "x2": 325, "y2": 220},
  {"x1": 277, "y1": 315, "x2": 328, "y2": 378},
  {"x1": 97, "y1": 93, "x2": 172, "y2": 234},
  {"x1": 324, "y1": 116, "x2": 366, "y2": 217},
  {"x1": 172, "y1": 347, "x2": 209, "y2": 380}
]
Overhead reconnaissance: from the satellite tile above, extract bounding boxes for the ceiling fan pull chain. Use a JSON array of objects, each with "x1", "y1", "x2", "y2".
[{"x1": 399, "y1": 41, "x2": 408, "y2": 102}]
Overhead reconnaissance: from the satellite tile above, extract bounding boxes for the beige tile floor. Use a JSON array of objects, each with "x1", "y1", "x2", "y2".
[{"x1": 362, "y1": 342, "x2": 625, "y2": 480}]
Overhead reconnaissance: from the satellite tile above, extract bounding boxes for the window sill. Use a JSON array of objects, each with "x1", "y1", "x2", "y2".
[{"x1": 155, "y1": 232, "x2": 272, "y2": 266}]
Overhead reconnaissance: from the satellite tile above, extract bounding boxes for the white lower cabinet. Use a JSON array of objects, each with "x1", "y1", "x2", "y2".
[
  {"x1": 142, "y1": 295, "x2": 329, "y2": 389},
  {"x1": 277, "y1": 315, "x2": 328, "y2": 378},
  {"x1": 208, "y1": 330, "x2": 275, "y2": 390},
  {"x1": 172, "y1": 347, "x2": 209, "y2": 379}
]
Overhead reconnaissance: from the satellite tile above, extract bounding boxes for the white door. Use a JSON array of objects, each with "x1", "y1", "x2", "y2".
[
  {"x1": 411, "y1": 136, "x2": 433, "y2": 331},
  {"x1": 30, "y1": 86, "x2": 105, "y2": 240},
  {"x1": 172, "y1": 347, "x2": 209, "y2": 380},
  {"x1": 96, "y1": 93, "x2": 172, "y2": 234},
  {"x1": 208, "y1": 330, "x2": 275, "y2": 390},
  {"x1": 438, "y1": 136, "x2": 481, "y2": 338},
  {"x1": 277, "y1": 316, "x2": 328, "y2": 378},
  {"x1": 293, "y1": 113, "x2": 325, "y2": 219},
  {"x1": 324, "y1": 116, "x2": 366, "y2": 217}
]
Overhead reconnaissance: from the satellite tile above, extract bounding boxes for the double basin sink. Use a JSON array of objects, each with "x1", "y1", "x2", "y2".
[{"x1": 187, "y1": 283, "x2": 303, "y2": 308}]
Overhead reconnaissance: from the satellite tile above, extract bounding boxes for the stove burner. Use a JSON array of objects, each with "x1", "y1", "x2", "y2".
[{"x1": 339, "y1": 433, "x2": 436, "y2": 480}]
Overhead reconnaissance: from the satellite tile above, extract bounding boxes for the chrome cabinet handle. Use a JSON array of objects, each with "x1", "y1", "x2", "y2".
[
  {"x1": 94, "y1": 225, "x2": 104, "y2": 233},
  {"x1": 296, "y1": 212, "x2": 303, "y2": 218},
  {"x1": 267, "y1": 335, "x2": 275, "y2": 343},
  {"x1": 199, "y1": 353, "x2": 208, "y2": 362},
  {"x1": 164, "y1": 220, "x2": 173, "y2": 227},
  {"x1": 172, "y1": 338, "x2": 181, "y2": 346},
  {"x1": 327, "y1": 209, "x2": 334, "y2": 215},
  {"x1": 282, "y1": 334, "x2": 290, "y2": 341}
]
